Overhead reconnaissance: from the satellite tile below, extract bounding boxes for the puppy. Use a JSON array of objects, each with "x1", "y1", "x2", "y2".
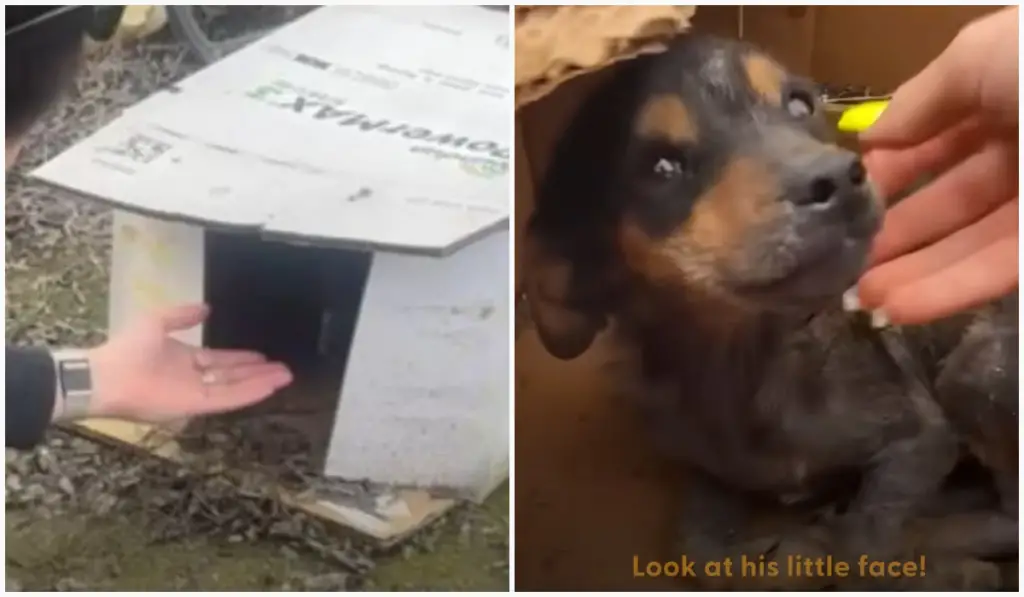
[{"x1": 522, "y1": 34, "x2": 1017, "y2": 590}]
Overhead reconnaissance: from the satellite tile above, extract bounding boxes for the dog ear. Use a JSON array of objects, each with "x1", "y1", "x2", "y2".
[{"x1": 522, "y1": 220, "x2": 606, "y2": 360}]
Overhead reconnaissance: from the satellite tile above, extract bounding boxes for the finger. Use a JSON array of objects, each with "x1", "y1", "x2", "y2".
[
  {"x1": 875, "y1": 235, "x2": 1018, "y2": 326},
  {"x1": 867, "y1": 141, "x2": 1017, "y2": 266},
  {"x1": 860, "y1": 39, "x2": 976, "y2": 147},
  {"x1": 193, "y1": 348, "x2": 267, "y2": 369},
  {"x1": 200, "y1": 367, "x2": 294, "y2": 414},
  {"x1": 858, "y1": 199, "x2": 1018, "y2": 309},
  {"x1": 204, "y1": 362, "x2": 291, "y2": 385},
  {"x1": 157, "y1": 303, "x2": 211, "y2": 333},
  {"x1": 862, "y1": 116, "x2": 985, "y2": 200}
]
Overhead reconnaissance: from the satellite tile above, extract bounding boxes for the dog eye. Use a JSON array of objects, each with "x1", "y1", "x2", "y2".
[
  {"x1": 653, "y1": 157, "x2": 683, "y2": 179},
  {"x1": 785, "y1": 89, "x2": 815, "y2": 118}
]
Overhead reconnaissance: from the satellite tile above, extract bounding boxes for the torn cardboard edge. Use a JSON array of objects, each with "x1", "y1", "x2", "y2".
[
  {"x1": 66, "y1": 418, "x2": 455, "y2": 546},
  {"x1": 515, "y1": 5, "x2": 695, "y2": 109},
  {"x1": 38, "y1": 176, "x2": 510, "y2": 259}
]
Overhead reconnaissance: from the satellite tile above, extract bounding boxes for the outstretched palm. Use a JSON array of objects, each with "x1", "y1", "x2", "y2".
[{"x1": 89, "y1": 304, "x2": 293, "y2": 422}]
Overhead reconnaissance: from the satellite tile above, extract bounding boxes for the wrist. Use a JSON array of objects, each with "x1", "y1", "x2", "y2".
[
  {"x1": 49, "y1": 348, "x2": 94, "y2": 423},
  {"x1": 50, "y1": 345, "x2": 127, "y2": 422}
]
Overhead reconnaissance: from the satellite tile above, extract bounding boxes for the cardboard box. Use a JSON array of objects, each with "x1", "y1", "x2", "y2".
[
  {"x1": 513, "y1": 5, "x2": 995, "y2": 590},
  {"x1": 692, "y1": 5, "x2": 1003, "y2": 93},
  {"x1": 32, "y1": 6, "x2": 511, "y2": 533}
]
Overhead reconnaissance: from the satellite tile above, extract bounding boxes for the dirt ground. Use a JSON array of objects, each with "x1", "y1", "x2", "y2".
[
  {"x1": 6, "y1": 464, "x2": 507, "y2": 591},
  {"x1": 6, "y1": 9, "x2": 508, "y2": 592}
]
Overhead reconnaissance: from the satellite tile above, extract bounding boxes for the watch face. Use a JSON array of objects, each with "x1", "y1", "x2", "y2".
[{"x1": 59, "y1": 359, "x2": 92, "y2": 393}]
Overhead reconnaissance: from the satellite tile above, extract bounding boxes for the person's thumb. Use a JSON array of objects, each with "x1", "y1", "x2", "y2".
[
  {"x1": 154, "y1": 303, "x2": 211, "y2": 333},
  {"x1": 860, "y1": 37, "x2": 977, "y2": 148}
]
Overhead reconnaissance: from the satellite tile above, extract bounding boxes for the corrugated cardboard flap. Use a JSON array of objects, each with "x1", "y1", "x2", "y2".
[
  {"x1": 32, "y1": 6, "x2": 510, "y2": 258},
  {"x1": 515, "y1": 6, "x2": 696, "y2": 109}
]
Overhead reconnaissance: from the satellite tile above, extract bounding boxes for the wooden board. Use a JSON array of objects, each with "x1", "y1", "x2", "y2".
[{"x1": 68, "y1": 418, "x2": 457, "y2": 546}]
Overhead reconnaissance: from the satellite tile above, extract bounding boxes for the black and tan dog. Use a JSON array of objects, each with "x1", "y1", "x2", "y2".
[{"x1": 522, "y1": 34, "x2": 1018, "y2": 590}]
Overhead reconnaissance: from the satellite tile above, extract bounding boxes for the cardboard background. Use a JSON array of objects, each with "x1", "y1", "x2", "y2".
[{"x1": 692, "y1": 5, "x2": 1003, "y2": 92}]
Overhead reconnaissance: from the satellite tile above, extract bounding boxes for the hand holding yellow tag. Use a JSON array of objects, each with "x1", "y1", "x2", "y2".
[{"x1": 836, "y1": 100, "x2": 890, "y2": 134}]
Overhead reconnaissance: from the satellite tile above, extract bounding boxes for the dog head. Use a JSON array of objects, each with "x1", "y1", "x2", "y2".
[{"x1": 524, "y1": 35, "x2": 883, "y2": 360}]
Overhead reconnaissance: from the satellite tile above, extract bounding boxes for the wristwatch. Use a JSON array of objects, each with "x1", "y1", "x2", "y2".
[{"x1": 51, "y1": 349, "x2": 94, "y2": 422}]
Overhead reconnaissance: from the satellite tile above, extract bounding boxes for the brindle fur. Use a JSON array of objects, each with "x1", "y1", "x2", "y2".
[{"x1": 523, "y1": 34, "x2": 1018, "y2": 590}]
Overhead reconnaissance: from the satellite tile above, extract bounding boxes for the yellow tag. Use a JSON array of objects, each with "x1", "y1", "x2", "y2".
[{"x1": 836, "y1": 100, "x2": 890, "y2": 133}]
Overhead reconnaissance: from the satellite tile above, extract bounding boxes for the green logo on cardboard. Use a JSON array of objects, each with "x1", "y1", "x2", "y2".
[{"x1": 461, "y1": 160, "x2": 507, "y2": 179}]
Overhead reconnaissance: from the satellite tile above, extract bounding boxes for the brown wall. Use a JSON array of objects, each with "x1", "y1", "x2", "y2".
[{"x1": 693, "y1": 5, "x2": 1004, "y2": 93}]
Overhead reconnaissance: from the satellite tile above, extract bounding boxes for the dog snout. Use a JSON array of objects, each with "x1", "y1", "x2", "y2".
[{"x1": 788, "y1": 150, "x2": 867, "y2": 209}]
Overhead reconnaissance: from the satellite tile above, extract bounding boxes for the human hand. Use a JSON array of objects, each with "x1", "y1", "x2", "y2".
[
  {"x1": 84, "y1": 303, "x2": 293, "y2": 423},
  {"x1": 852, "y1": 7, "x2": 1019, "y2": 326}
]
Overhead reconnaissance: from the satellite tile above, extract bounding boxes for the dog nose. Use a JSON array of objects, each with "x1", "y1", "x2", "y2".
[{"x1": 789, "y1": 151, "x2": 867, "y2": 207}]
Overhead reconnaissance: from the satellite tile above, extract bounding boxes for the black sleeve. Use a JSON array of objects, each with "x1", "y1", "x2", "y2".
[{"x1": 6, "y1": 345, "x2": 57, "y2": 450}]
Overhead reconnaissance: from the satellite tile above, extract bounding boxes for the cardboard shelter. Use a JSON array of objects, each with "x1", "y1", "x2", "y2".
[
  {"x1": 514, "y1": 5, "x2": 1001, "y2": 590},
  {"x1": 32, "y1": 5, "x2": 511, "y2": 542}
]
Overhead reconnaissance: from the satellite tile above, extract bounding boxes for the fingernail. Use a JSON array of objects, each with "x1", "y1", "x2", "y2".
[
  {"x1": 870, "y1": 309, "x2": 890, "y2": 329},
  {"x1": 194, "y1": 350, "x2": 213, "y2": 368},
  {"x1": 273, "y1": 367, "x2": 294, "y2": 387},
  {"x1": 842, "y1": 287, "x2": 861, "y2": 312}
]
